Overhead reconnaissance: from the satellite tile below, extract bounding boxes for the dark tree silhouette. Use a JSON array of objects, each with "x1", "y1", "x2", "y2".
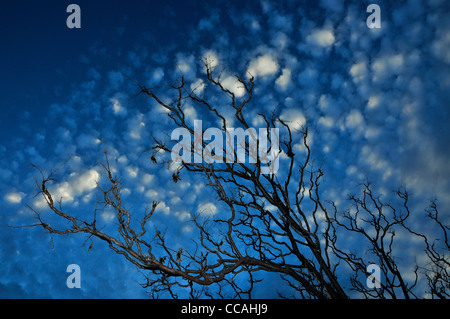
[{"x1": 21, "y1": 58, "x2": 449, "y2": 299}]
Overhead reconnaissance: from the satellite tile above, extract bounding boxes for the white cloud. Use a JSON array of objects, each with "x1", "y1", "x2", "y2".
[
  {"x1": 250, "y1": 19, "x2": 260, "y2": 32},
  {"x1": 126, "y1": 166, "x2": 139, "y2": 178},
  {"x1": 101, "y1": 208, "x2": 116, "y2": 222},
  {"x1": 170, "y1": 196, "x2": 181, "y2": 205},
  {"x1": 182, "y1": 225, "x2": 193, "y2": 233},
  {"x1": 5, "y1": 192, "x2": 24, "y2": 204},
  {"x1": 367, "y1": 95, "x2": 381, "y2": 110},
  {"x1": 121, "y1": 188, "x2": 131, "y2": 197},
  {"x1": 190, "y1": 78, "x2": 205, "y2": 94},
  {"x1": 111, "y1": 98, "x2": 127, "y2": 116},
  {"x1": 306, "y1": 28, "x2": 335, "y2": 47},
  {"x1": 346, "y1": 165, "x2": 357, "y2": 176},
  {"x1": 432, "y1": 29, "x2": 450, "y2": 64},
  {"x1": 364, "y1": 126, "x2": 381, "y2": 139},
  {"x1": 149, "y1": 67, "x2": 164, "y2": 85},
  {"x1": 156, "y1": 201, "x2": 170, "y2": 215},
  {"x1": 202, "y1": 50, "x2": 220, "y2": 71},
  {"x1": 178, "y1": 61, "x2": 190, "y2": 74},
  {"x1": 275, "y1": 68, "x2": 291, "y2": 90},
  {"x1": 319, "y1": 95, "x2": 330, "y2": 111},
  {"x1": 145, "y1": 189, "x2": 159, "y2": 198},
  {"x1": 318, "y1": 116, "x2": 334, "y2": 128},
  {"x1": 128, "y1": 113, "x2": 146, "y2": 140},
  {"x1": 271, "y1": 32, "x2": 289, "y2": 50},
  {"x1": 345, "y1": 109, "x2": 365, "y2": 135},
  {"x1": 371, "y1": 54, "x2": 405, "y2": 83},
  {"x1": 141, "y1": 173, "x2": 154, "y2": 185},
  {"x1": 77, "y1": 133, "x2": 101, "y2": 149},
  {"x1": 183, "y1": 104, "x2": 198, "y2": 124},
  {"x1": 117, "y1": 155, "x2": 128, "y2": 164},
  {"x1": 221, "y1": 76, "x2": 246, "y2": 97},
  {"x1": 176, "y1": 54, "x2": 196, "y2": 80},
  {"x1": 175, "y1": 211, "x2": 191, "y2": 221},
  {"x1": 69, "y1": 169, "x2": 100, "y2": 196},
  {"x1": 198, "y1": 202, "x2": 218, "y2": 216},
  {"x1": 112, "y1": 101, "x2": 121, "y2": 113},
  {"x1": 247, "y1": 54, "x2": 279, "y2": 78},
  {"x1": 360, "y1": 145, "x2": 393, "y2": 181},
  {"x1": 350, "y1": 61, "x2": 368, "y2": 83},
  {"x1": 279, "y1": 108, "x2": 306, "y2": 131},
  {"x1": 388, "y1": 54, "x2": 404, "y2": 72},
  {"x1": 33, "y1": 169, "x2": 100, "y2": 209}
]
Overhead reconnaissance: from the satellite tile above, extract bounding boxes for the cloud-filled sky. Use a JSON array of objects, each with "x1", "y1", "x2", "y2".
[{"x1": 0, "y1": 0, "x2": 449, "y2": 298}]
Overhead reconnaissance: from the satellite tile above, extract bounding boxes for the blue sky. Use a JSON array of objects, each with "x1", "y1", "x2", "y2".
[{"x1": 0, "y1": 0, "x2": 449, "y2": 298}]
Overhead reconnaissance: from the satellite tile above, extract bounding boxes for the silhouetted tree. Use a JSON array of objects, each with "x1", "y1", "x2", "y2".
[{"x1": 21, "y1": 58, "x2": 449, "y2": 299}]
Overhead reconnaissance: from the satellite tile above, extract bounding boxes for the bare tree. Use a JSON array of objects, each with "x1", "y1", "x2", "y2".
[
  {"x1": 329, "y1": 183, "x2": 449, "y2": 299},
  {"x1": 20, "y1": 58, "x2": 449, "y2": 299}
]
